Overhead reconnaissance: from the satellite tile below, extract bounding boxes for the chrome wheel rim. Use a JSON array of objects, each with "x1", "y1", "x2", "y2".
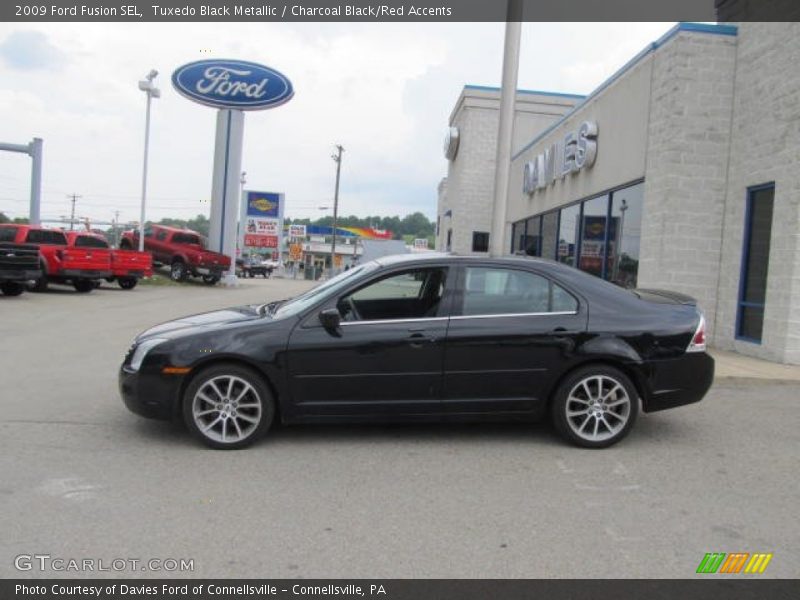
[
  {"x1": 565, "y1": 375, "x2": 631, "y2": 442},
  {"x1": 192, "y1": 375, "x2": 262, "y2": 444}
]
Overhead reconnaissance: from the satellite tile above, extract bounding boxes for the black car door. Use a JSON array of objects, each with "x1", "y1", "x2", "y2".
[
  {"x1": 286, "y1": 265, "x2": 454, "y2": 418},
  {"x1": 442, "y1": 264, "x2": 587, "y2": 416}
]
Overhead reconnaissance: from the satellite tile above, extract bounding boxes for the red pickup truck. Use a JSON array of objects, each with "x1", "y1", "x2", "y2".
[
  {"x1": 65, "y1": 232, "x2": 152, "y2": 290},
  {"x1": 120, "y1": 224, "x2": 230, "y2": 284},
  {"x1": 0, "y1": 224, "x2": 111, "y2": 292}
]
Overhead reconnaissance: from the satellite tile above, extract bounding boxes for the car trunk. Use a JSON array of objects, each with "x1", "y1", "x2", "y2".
[
  {"x1": 62, "y1": 247, "x2": 112, "y2": 274},
  {"x1": 633, "y1": 289, "x2": 697, "y2": 306}
]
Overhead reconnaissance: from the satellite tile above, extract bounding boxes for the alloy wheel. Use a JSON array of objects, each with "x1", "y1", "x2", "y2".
[
  {"x1": 191, "y1": 375, "x2": 263, "y2": 444},
  {"x1": 564, "y1": 374, "x2": 632, "y2": 443}
]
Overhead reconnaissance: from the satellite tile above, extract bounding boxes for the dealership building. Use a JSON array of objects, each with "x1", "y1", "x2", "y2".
[{"x1": 437, "y1": 22, "x2": 800, "y2": 364}]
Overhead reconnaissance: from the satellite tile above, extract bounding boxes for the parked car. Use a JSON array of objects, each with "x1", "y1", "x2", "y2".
[
  {"x1": 0, "y1": 224, "x2": 111, "y2": 292},
  {"x1": 65, "y1": 232, "x2": 152, "y2": 290},
  {"x1": 236, "y1": 255, "x2": 272, "y2": 278},
  {"x1": 119, "y1": 225, "x2": 230, "y2": 284},
  {"x1": 119, "y1": 254, "x2": 714, "y2": 450},
  {"x1": 0, "y1": 240, "x2": 41, "y2": 296}
]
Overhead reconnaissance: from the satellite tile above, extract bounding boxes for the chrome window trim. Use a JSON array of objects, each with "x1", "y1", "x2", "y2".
[
  {"x1": 451, "y1": 311, "x2": 578, "y2": 320},
  {"x1": 340, "y1": 317, "x2": 449, "y2": 327}
]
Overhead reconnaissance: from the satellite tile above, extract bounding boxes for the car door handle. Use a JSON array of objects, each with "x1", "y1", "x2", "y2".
[{"x1": 408, "y1": 332, "x2": 436, "y2": 347}]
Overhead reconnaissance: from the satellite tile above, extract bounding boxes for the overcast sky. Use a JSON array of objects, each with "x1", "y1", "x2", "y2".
[{"x1": 0, "y1": 22, "x2": 675, "y2": 226}]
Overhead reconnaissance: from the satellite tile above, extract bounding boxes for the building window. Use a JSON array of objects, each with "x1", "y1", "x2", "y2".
[
  {"x1": 541, "y1": 212, "x2": 559, "y2": 260},
  {"x1": 579, "y1": 194, "x2": 610, "y2": 279},
  {"x1": 737, "y1": 183, "x2": 775, "y2": 343},
  {"x1": 557, "y1": 203, "x2": 580, "y2": 267},
  {"x1": 511, "y1": 221, "x2": 525, "y2": 254},
  {"x1": 524, "y1": 216, "x2": 541, "y2": 256},
  {"x1": 608, "y1": 182, "x2": 643, "y2": 288},
  {"x1": 472, "y1": 231, "x2": 489, "y2": 253},
  {"x1": 446, "y1": 229, "x2": 453, "y2": 252}
]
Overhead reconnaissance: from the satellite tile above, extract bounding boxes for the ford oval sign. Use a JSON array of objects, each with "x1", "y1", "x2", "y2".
[{"x1": 171, "y1": 59, "x2": 294, "y2": 110}]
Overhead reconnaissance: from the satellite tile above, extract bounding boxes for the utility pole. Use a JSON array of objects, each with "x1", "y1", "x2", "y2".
[
  {"x1": 113, "y1": 210, "x2": 121, "y2": 247},
  {"x1": 67, "y1": 193, "x2": 82, "y2": 230},
  {"x1": 330, "y1": 144, "x2": 344, "y2": 274},
  {"x1": 489, "y1": 0, "x2": 522, "y2": 256}
]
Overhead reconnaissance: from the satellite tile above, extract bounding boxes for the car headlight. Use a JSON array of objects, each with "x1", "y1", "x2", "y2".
[{"x1": 129, "y1": 338, "x2": 167, "y2": 371}]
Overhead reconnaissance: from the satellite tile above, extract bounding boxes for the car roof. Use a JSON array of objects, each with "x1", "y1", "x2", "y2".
[
  {"x1": 153, "y1": 224, "x2": 201, "y2": 234},
  {"x1": 374, "y1": 252, "x2": 558, "y2": 269}
]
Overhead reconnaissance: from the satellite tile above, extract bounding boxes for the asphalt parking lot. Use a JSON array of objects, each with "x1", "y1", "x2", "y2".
[{"x1": 1, "y1": 278, "x2": 798, "y2": 579}]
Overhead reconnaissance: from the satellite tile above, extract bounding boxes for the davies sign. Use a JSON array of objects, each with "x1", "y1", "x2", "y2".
[
  {"x1": 172, "y1": 59, "x2": 294, "y2": 110},
  {"x1": 523, "y1": 121, "x2": 598, "y2": 195}
]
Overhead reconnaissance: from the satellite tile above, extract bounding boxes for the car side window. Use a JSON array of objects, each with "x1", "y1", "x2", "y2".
[
  {"x1": 462, "y1": 267, "x2": 577, "y2": 316},
  {"x1": 156, "y1": 230, "x2": 168, "y2": 241},
  {"x1": 74, "y1": 236, "x2": 109, "y2": 248},
  {"x1": 339, "y1": 268, "x2": 447, "y2": 322},
  {"x1": 144, "y1": 226, "x2": 154, "y2": 238}
]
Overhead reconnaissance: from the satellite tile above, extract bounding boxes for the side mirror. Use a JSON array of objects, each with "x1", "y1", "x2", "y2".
[{"x1": 319, "y1": 308, "x2": 342, "y2": 333}]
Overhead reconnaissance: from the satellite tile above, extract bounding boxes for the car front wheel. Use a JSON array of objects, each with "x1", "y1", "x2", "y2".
[
  {"x1": 0, "y1": 282, "x2": 25, "y2": 296},
  {"x1": 73, "y1": 280, "x2": 95, "y2": 293},
  {"x1": 170, "y1": 261, "x2": 187, "y2": 282},
  {"x1": 183, "y1": 364, "x2": 274, "y2": 449},
  {"x1": 551, "y1": 365, "x2": 638, "y2": 448}
]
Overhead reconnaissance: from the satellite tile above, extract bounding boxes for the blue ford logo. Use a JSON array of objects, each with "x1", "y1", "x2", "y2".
[{"x1": 171, "y1": 59, "x2": 294, "y2": 110}]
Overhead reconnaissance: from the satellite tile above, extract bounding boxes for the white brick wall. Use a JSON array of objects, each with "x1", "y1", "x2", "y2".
[
  {"x1": 713, "y1": 22, "x2": 800, "y2": 363},
  {"x1": 638, "y1": 31, "x2": 738, "y2": 339}
]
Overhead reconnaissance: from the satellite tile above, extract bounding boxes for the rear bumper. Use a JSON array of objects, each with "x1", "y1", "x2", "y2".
[
  {"x1": 0, "y1": 268, "x2": 41, "y2": 281},
  {"x1": 61, "y1": 269, "x2": 113, "y2": 279},
  {"x1": 111, "y1": 269, "x2": 149, "y2": 278},
  {"x1": 641, "y1": 352, "x2": 715, "y2": 413}
]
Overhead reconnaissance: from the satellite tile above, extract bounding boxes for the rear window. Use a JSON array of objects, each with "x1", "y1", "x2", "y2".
[
  {"x1": 25, "y1": 229, "x2": 67, "y2": 245},
  {"x1": 74, "y1": 235, "x2": 109, "y2": 248},
  {"x1": 0, "y1": 226, "x2": 17, "y2": 242}
]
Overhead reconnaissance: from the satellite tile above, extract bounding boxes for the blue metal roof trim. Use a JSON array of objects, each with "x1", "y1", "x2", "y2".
[
  {"x1": 464, "y1": 84, "x2": 586, "y2": 100},
  {"x1": 511, "y1": 22, "x2": 739, "y2": 161}
]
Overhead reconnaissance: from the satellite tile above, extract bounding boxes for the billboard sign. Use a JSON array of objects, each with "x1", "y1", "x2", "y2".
[
  {"x1": 172, "y1": 59, "x2": 294, "y2": 111},
  {"x1": 242, "y1": 191, "x2": 283, "y2": 249},
  {"x1": 289, "y1": 224, "x2": 307, "y2": 238}
]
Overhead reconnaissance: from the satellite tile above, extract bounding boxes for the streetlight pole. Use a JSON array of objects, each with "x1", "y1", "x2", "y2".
[
  {"x1": 330, "y1": 144, "x2": 344, "y2": 274},
  {"x1": 489, "y1": 0, "x2": 522, "y2": 256},
  {"x1": 137, "y1": 69, "x2": 160, "y2": 252}
]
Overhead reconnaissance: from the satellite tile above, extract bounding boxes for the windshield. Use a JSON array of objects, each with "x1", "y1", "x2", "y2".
[{"x1": 272, "y1": 262, "x2": 379, "y2": 319}]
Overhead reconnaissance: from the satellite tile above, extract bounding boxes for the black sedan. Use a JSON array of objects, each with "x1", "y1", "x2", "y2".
[{"x1": 119, "y1": 254, "x2": 713, "y2": 449}]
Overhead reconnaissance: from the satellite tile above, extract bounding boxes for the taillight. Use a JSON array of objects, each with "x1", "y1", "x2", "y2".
[{"x1": 686, "y1": 313, "x2": 707, "y2": 353}]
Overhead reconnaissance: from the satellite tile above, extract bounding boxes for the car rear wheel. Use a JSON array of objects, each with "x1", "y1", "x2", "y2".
[
  {"x1": 118, "y1": 277, "x2": 137, "y2": 290},
  {"x1": 170, "y1": 261, "x2": 187, "y2": 282},
  {"x1": 551, "y1": 365, "x2": 638, "y2": 448},
  {"x1": 183, "y1": 364, "x2": 274, "y2": 449},
  {"x1": 0, "y1": 282, "x2": 24, "y2": 296},
  {"x1": 73, "y1": 280, "x2": 94, "y2": 293},
  {"x1": 202, "y1": 275, "x2": 220, "y2": 285}
]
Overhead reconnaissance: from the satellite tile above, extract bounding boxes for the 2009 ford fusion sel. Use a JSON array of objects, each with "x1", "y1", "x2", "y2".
[{"x1": 119, "y1": 254, "x2": 713, "y2": 449}]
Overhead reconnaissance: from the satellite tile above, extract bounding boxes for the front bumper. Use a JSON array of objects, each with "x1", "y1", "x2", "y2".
[
  {"x1": 62, "y1": 269, "x2": 113, "y2": 279},
  {"x1": 119, "y1": 366, "x2": 185, "y2": 421},
  {"x1": 642, "y1": 352, "x2": 715, "y2": 413},
  {"x1": 0, "y1": 268, "x2": 41, "y2": 281}
]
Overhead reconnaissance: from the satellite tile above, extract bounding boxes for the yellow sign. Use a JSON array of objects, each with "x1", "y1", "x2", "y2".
[
  {"x1": 289, "y1": 243, "x2": 303, "y2": 261},
  {"x1": 249, "y1": 198, "x2": 277, "y2": 213}
]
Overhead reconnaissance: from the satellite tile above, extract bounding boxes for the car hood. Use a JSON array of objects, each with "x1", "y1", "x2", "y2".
[{"x1": 136, "y1": 305, "x2": 264, "y2": 341}]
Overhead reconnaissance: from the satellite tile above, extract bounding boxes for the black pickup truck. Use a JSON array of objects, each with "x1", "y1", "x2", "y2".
[{"x1": 0, "y1": 242, "x2": 42, "y2": 296}]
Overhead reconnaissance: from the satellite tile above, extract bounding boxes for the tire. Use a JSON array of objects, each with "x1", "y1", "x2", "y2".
[
  {"x1": 170, "y1": 260, "x2": 187, "y2": 282},
  {"x1": 30, "y1": 264, "x2": 48, "y2": 293},
  {"x1": 202, "y1": 275, "x2": 220, "y2": 285},
  {"x1": 182, "y1": 364, "x2": 275, "y2": 449},
  {"x1": 551, "y1": 365, "x2": 639, "y2": 449},
  {"x1": 118, "y1": 277, "x2": 137, "y2": 290},
  {"x1": 0, "y1": 281, "x2": 24, "y2": 296},
  {"x1": 73, "y1": 280, "x2": 94, "y2": 293}
]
